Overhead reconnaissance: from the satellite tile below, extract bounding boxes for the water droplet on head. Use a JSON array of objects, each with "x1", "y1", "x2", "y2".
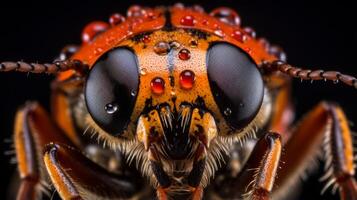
[
  {"x1": 105, "y1": 103, "x2": 119, "y2": 114},
  {"x1": 269, "y1": 45, "x2": 287, "y2": 62},
  {"x1": 140, "y1": 68, "x2": 147, "y2": 75},
  {"x1": 59, "y1": 45, "x2": 78, "y2": 61},
  {"x1": 224, "y1": 108, "x2": 232, "y2": 116},
  {"x1": 154, "y1": 42, "x2": 171, "y2": 55},
  {"x1": 127, "y1": 5, "x2": 143, "y2": 17},
  {"x1": 109, "y1": 13, "x2": 125, "y2": 26},
  {"x1": 192, "y1": 5, "x2": 204, "y2": 13},
  {"x1": 214, "y1": 29, "x2": 225, "y2": 38},
  {"x1": 180, "y1": 70, "x2": 195, "y2": 90},
  {"x1": 142, "y1": 35, "x2": 151, "y2": 43},
  {"x1": 258, "y1": 38, "x2": 270, "y2": 51},
  {"x1": 210, "y1": 7, "x2": 241, "y2": 26},
  {"x1": 82, "y1": 21, "x2": 109, "y2": 44},
  {"x1": 151, "y1": 77, "x2": 165, "y2": 95},
  {"x1": 243, "y1": 27, "x2": 256, "y2": 38},
  {"x1": 178, "y1": 49, "x2": 191, "y2": 60},
  {"x1": 145, "y1": 10, "x2": 156, "y2": 20},
  {"x1": 94, "y1": 47, "x2": 104, "y2": 55},
  {"x1": 174, "y1": 2, "x2": 185, "y2": 9},
  {"x1": 169, "y1": 41, "x2": 181, "y2": 49},
  {"x1": 231, "y1": 30, "x2": 247, "y2": 43},
  {"x1": 180, "y1": 15, "x2": 196, "y2": 26}
]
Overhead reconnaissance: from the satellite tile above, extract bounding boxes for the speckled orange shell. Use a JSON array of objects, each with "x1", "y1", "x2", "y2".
[{"x1": 58, "y1": 6, "x2": 277, "y2": 81}]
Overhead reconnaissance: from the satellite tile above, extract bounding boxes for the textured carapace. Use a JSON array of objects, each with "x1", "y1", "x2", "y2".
[{"x1": 60, "y1": 5, "x2": 279, "y2": 140}]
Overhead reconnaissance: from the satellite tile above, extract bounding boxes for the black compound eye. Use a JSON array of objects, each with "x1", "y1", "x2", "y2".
[
  {"x1": 207, "y1": 42, "x2": 264, "y2": 130},
  {"x1": 85, "y1": 48, "x2": 139, "y2": 136}
]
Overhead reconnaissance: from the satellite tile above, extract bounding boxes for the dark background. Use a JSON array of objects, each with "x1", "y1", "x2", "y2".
[{"x1": 0, "y1": 1, "x2": 356, "y2": 199}]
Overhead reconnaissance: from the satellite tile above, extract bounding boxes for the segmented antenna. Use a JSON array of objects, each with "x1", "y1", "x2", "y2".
[
  {"x1": 262, "y1": 60, "x2": 357, "y2": 89},
  {"x1": 0, "y1": 59, "x2": 86, "y2": 74}
]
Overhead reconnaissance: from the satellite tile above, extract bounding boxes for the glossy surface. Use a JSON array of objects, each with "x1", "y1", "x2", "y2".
[
  {"x1": 179, "y1": 70, "x2": 195, "y2": 90},
  {"x1": 82, "y1": 21, "x2": 110, "y2": 44},
  {"x1": 151, "y1": 77, "x2": 165, "y2": 95},
  {"x1": 207, "y1": 42, "x2": 264, "y2": 129},
  {"x1": 85, "y1": 48, "x2": 139, "y2": 135}
]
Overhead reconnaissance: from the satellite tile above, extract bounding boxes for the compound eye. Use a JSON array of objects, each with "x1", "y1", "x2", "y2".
[
  {"x1": 207, "y1": 42, "x2": 264, "y2": 130},
  {"x1": 85, "y1": 48, "x2": 139, "y2": 136}
]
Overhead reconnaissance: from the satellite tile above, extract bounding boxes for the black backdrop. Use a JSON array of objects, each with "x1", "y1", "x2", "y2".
[{"x1": 0, "y1": 1, "x2": 356, "y2": 199}]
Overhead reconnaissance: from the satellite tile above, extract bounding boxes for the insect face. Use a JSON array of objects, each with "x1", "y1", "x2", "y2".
[
  {"x1": 84, "y1": 29, "x2": 266, "y2": 186},
  {"x1": 4, "y1": 5, "x2": 356, "y2": 200}
]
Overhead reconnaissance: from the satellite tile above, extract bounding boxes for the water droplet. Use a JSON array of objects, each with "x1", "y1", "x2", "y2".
[
  {"x1": 214, "y1": 29, "x2": 225, "y2": 38},
  {"x1": 174, "y1": 2, "x2": 185, "y2": 9},
  {"x1": 258, "y1": 38, "x2": 270, "y2": 51},
  {"x1": 154, "y1": 42, "x2": 171, "y2": 55},
  {"x1": 202, "y1": 19, "x2": 209, "y2": 25},
  {"x1": 180, "y1": 70, "x2": 195, "y2": 90},
  {"x1": 243, "y1": 27, "x2": 256, "y2": 38},
  {"x1": 94, "y1": 47, "x2": 104, "y2": 55},
  {"x1": 145, "y1": 10, "x2": 156, "y2": 20},
  {"x1": 231, "y1": 30, "x2": 247, "y2": 43},
  {"x1": 131, "y1": 90, "x2": 137, "y2": 96},
  {"x1": 333, "y1": 80, "x2": 339, "y2": 84},
  {"x1": 192, "y1": 5, "x2": 204, "y2": 12},
  {"x1": 109, "y1": 13, "x2": 125, "y2": 26},
  {"x1": 151, "y1": 77, "x2": 165, "y2": 95},
  {"x1": 178, "y1": 49, "x2": 191, "y2": 60},
  {"x1": 169, "y1": 41, "x2": 181, "y2": 49},
  {"x1": 224, "y1": 108, "x2": 232, "y2": 116},
  {"x1": 180, "y1": 15, "x2": 196, "y2": 26},
  {"x1": 105, "y1": 103, "x2": 119, "y2": 114},
  {"x1": 210, "y1": 7, "x2": 241, "y2": 26},
  {"x1": 127, "y1": 5, "x2": 143, "y2": 17},
  {"x1": 140, "y1": 68, "x2": 147, "y2": 75},
  {"x1": 142, "y1": 35, "x2": 151, "y2": 43},
  {"x1": 269, "y1": 46, "x2": 287, "y2": 62},
  {"x1": 126, "y1": 30, "x2": 133, "y2": 36},
  {"x1": 59, "y1": 45, "x2": 78, "y2": 61},
  {"x1": 82, "y1": 21, "x2": 109, "y2": 44}
]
